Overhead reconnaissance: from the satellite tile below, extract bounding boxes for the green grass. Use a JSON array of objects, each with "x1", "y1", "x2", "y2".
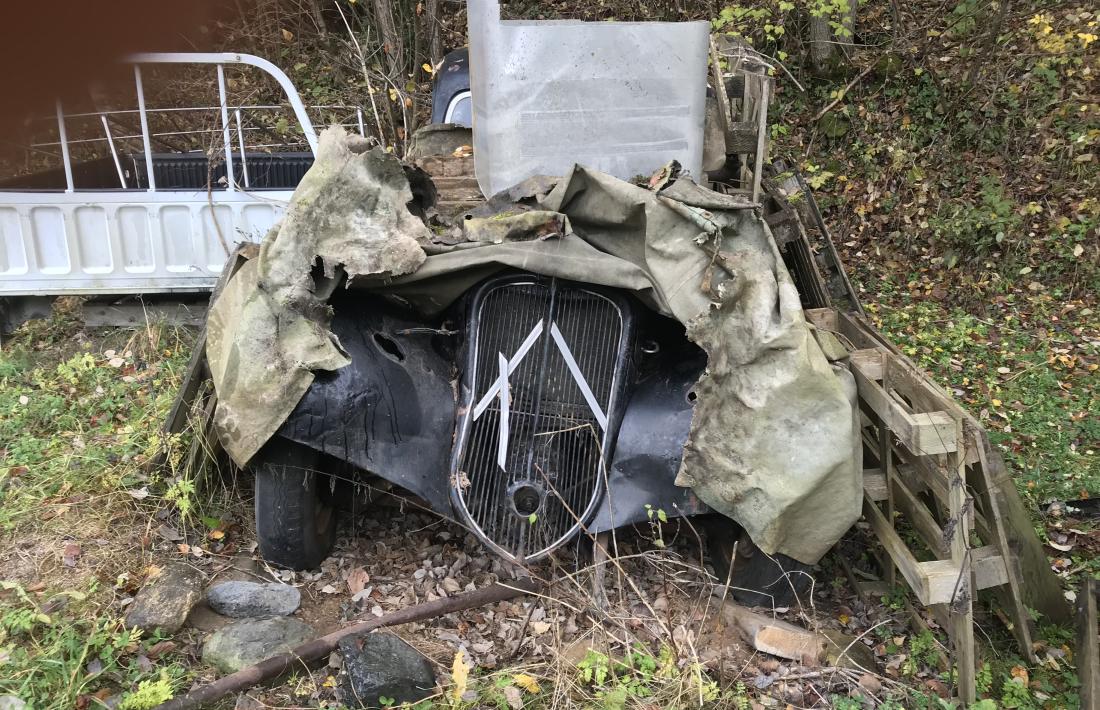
[
  {"x1": 868, "y1": 292, "x2": 1099, "y2": 506},
  {"x1": 0, "y1": 579, "x2": 186, "y2": 709},
  {"x1": 0, "y1": 302, "x2": 192, "y2": 530},
  {"x1": 0, "y1": 302, "x2": 195, "y2": 707}
]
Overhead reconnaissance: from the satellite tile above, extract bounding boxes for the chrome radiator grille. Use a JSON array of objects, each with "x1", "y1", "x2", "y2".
[{"x1": 451, "y1": 276, "x2": 631, "y2": 561}]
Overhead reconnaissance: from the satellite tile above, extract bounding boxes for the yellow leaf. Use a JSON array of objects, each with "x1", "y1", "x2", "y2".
[
  {"x1": 323, "y1": 675, "x2": 337, "y2": 688},
  {"x1": 513, "y1": 673, "x2": 541, "y2": 693},
  {"x1": 991, "y1": 399, "x2": 1002, "y2": 407},
  {"x1": 208, "y1": 530, "x2": 225, "y2": 540},
  {"x1": 451, "y1": 650, "x2": 470, "y2": 702},
  {"x1": 281, "y1": 28, "x2": 294, "y2": 42},
  {"x1": 422, "y1": 62, "x2": 434, "y2": 74}
]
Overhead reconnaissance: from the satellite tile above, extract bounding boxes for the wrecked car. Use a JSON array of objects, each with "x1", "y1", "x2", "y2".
[{"x1": 206, "y1": 3, "x2": 864, "y2": 607}]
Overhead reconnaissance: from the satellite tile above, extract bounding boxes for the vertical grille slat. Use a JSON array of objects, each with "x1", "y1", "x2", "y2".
[{"x1": 451, "y1": 276, "x2": 631, "y2": 561}]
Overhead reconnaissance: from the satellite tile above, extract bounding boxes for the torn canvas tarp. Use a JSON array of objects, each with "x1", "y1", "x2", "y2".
[
  {"x1": 206, "y1": 129, "x2": 428, "y2": 464},
  {"x1": 207, "y1": 128, "x2": 861, "y2": 563}
]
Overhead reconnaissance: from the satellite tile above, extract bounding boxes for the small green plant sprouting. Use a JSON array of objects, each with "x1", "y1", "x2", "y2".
[{"x1": 118, "y1": 671, "x2": 175, "y2": 710}]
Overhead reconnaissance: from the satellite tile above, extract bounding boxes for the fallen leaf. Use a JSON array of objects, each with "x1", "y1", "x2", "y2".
[
  {"x1": 281, "y1": 28, "x2": 294, "y2": 42},
  {"x1": 320, "y1": 584, "x2": 338, "y2": 594},
  {"x1": 530, "y1": 621, "x2": 551, "y2": 635},
  {"x1": 208, "y1": 530, "x2": 225, "y2": 541},
  {"x1": 347, "y1": 567, "x2": 370, "y2": 595},
  {"x1": 513, "y1": 673, "x2": 541, "y2": 693},
  {"x1": 146, "y1": 640, "x2": 176, "y2": 659},
  {"x1": 62, "y1": 542, "x2": 81, "y2": 567},
  {"x1": 422, "y1": 62, "x2": 434, "y2": 74},
  {"x1": 127, "y1": 487, "x2": 150, "y2": 500},
  {"x1": 157, "y1": 525, "x2": 183, "y2": 542},
  {"x1": 451, "y1": 650, "x2": 470, "y2": 703},
  {"x1": 858, "y1": 673, "x2": 882, "y2": 694}
]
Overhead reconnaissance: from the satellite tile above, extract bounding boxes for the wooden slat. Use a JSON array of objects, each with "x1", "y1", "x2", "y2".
[
  {"x1": 83, "y1": 299, "x2": 208, "y2": 328},
  {"x1": 863, "y1": 497, "x2": 960, "y2": 605},
  {"x1": 973, "y1": 545, "x2": 1009, "y2": 590},
  {"x1": 1078, "y1": 578, "x2": 1099, "y2": 710},
  {"x1": 863, "y1": 468, "x2": 887, "y2": 501},
  {"x1": 893, "y1": 475, "x2": 948, "y2": 558},
  {"x1": 804, "y1": 307, "x2": 838, "y2": 332},
  {"x1": 850, "y1": 349, "x2": 957, "y2": 455}
]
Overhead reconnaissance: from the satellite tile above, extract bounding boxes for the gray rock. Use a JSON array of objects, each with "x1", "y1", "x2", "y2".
[
  {"x1": 203, "y1": 617, "x2": 315, "y2": 674},
  {"x1": 206, "y1": 581, "x2": 300, "y2": 618},
  {"x1": 339, "y1": 633, "x2": 436, "y2": 708},
  {"x1": 124, "y1": 563, "x2": 204, "y2": 633},
  {"x1": 0, "y1": 696, "x2": 27, "y2": 710}
]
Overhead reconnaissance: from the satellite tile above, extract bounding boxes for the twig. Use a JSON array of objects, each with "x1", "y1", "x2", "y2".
[
  {"x1": 812, "y1": 65, "x2": 875, "y2": 123},
  {"x1": 152, "y1": 579, "x2": 540, "y2": 710}
]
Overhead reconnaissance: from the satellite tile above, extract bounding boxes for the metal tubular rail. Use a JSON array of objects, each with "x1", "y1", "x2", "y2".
[{"x1": 127, "y1": 53, "x2": 320, "y2": 155}]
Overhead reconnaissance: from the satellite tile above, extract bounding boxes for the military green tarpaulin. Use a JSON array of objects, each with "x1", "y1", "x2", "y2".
[{"x1": 208, "y1": 128, "x2": 862, "y2": 563}]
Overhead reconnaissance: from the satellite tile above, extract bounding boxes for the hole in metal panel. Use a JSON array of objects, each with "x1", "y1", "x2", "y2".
[{"x1": 373, "y1": 333, "x2": 405, "y2": 361}]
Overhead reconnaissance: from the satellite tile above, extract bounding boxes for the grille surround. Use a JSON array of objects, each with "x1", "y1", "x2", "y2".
[{"x1": 450, "y1": 274, "x2": 634, "y2": 562}]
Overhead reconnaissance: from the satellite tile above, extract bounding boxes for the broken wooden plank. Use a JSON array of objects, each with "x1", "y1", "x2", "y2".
[
  {"x1": 83, "y1": 299, "x2": 208, "y2": 328},
  {"x1": 719, "y1": 602, "x2": 827, "y2": 666},
  {"x1": 972, "y1": 545, "x2": 1009, "y2": 590},
  {"x1": 804, "y1": 307, "x2": 838, "y2": 332}
]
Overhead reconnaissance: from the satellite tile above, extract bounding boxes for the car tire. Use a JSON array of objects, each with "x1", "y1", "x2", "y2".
[
  {"x1": 705, "y1": 516, "x2": 814, "y2": 608},
  {"x1": 252, "y1": 439, "x2": 337, "y2": 570}
]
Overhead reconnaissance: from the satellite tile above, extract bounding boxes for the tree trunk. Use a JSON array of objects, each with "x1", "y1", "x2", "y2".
[
  {"x1": 808, "y1": 14, "x2": 835, "y2": 74},
  {"x1": 306, "y1": 0, "x2": 327, "y2": 37},
  {"x1": 371, "y1": 0, "x2": 404, "y2": 79},
  {"x1": 425, "y1": 0, "x2": 443, "y2": 66}
]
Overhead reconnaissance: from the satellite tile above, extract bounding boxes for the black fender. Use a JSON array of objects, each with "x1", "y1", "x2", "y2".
[
  {"x1": 589, "y1": 348, "x2": 710, "y2": 532},
  {"x1": 277, "y1": 296, "x2": 457, "y2": 514}
]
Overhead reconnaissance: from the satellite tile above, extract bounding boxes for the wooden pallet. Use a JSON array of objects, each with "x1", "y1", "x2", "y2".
[{"x1": 806, "y1": 307, "x2": 1070, "y2": 702}]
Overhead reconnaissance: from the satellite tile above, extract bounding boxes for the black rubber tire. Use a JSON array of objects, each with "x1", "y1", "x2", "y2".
[
  {"x1": 252, "y1": 439, "x2": 337, "y2": 570},
  {"x1": 705, "y1": 516, "x2": 814, "y2": 608}
]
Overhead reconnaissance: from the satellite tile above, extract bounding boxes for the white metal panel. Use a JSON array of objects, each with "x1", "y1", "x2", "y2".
[
  {"x1": 31, "y1": 208, "x2": 69, "y2": 274},
  {"x1": 118, "y1": 206, "x2": 154, "y2": 273},
  {"x1": 0, "y1": 208, "x2": 28, "y2": 275},
  {"x1": 74, "y1": 206, "x2": 112, "y2": 273},
  {"x1": 0, "y1": 190, "x2": 292, "y2": 295}
]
